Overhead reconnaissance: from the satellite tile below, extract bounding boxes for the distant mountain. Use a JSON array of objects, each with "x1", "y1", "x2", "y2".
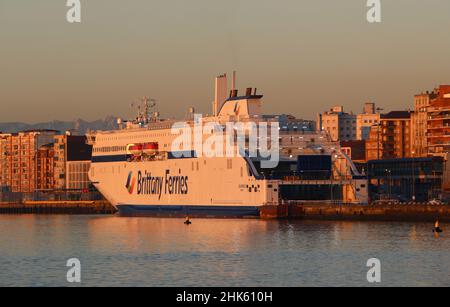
[{"x1": 0, "y1": 116, "x2": 119, "y2": 135}]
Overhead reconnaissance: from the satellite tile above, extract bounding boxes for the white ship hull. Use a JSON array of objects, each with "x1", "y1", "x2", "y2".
[{"x1": 90, "y1": 155, "x2": 279, "y2": 217}]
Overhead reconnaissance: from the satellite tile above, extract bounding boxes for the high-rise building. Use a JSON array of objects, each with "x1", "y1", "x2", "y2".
[
  {"x1": 0, "y1": 133, "x2": 12, "y2": 191},
  {"x1": 356, "y1": 102, "x2": 380, "y2": 141},
  {"x1": 53, "y1": 135, "x2": 67, "y2": 190},
  {"x1": 53, "y1": 134, "x2": 92, "y2": 191},
  {"x1": 426, "y1": 85, "x2": 450, "y2": 157},
  {"x1": 412, "y1": 90, "x2": 439, "y2": 157},
  {"x1": 36, "y1": 143, "x2": 55, "y2": 191},
  {"x1": 1, "y1": 131, "x2": 93, "y2": 193},
  {"x1": 0, "y1": 130, "x2": 58, "y2": 192},
  {"x1": 366, "y1": 111, "x2": 412, "y2": 160},
  {"x1": 318, "y1": 103, "x2": 380, "y2": 142},
  {"x1": 317, "y1": 106, "x2": 357, "y2": 142},
  {"x1": 365, "y1": 125, "x2": 381, "y2": 161}
]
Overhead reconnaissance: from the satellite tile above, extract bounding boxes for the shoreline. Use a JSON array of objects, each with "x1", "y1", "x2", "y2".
[
  {"x1": 261, "y1": 203, "x2": 450, "y2": 222},
  {"x1": 0, "y1": 201, "x2": 449, "y2": 222},
  {"x1": 0, "y1": 201, "x2": 116, "y2": 215}
]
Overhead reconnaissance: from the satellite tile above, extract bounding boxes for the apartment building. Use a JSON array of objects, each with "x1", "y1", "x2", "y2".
[
  {"x1": 411, "y1": 90, "x2": 438, "y2": 157},
  {"x1": 0, "y1": 130, "x2": 58, "y2": 192},
  {"x1": 318, "y1": 103, "x2": 380, "y2": 142},
  {"x1": 0, "y1": 133, "x2": 12, "y2": 191},
  {"x1": 54, "y1": 134, "x2": 92, "y2": 191},
  {"x1": 426, "y1": 85, "x2": 450, "y2": 157},
  {"x1": 366, "y1": 111, "x2": 412, "y2": 160},
  {"x1": 36, "y1": 143, "x2": 55, "y2": 191},
  {"x1": 317, "y1": 106, "x2": 357, "y2": 142},
  {"x1": 356, "y1": 102, "x2": 380, "y2": 140}
]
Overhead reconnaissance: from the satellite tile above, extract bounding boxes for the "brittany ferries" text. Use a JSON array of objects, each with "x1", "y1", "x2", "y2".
[{"x1": 137, "y1": 170, "x2": 188, "y2": 199}]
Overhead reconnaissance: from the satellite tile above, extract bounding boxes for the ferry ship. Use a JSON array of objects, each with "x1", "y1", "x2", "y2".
[{"x1": 88, "y1": 73, "x2": 368, "y2": 217}]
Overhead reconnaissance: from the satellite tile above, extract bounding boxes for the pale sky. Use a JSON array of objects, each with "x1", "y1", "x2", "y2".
[{"x1": 1, "y1": 0, "x2": 450, "y2": 122}]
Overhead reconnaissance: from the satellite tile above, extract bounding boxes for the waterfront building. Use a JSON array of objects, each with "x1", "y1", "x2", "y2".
[
  {"x1": 36, "y1": 143, "x2": 55, "y2": 191},
  {"x1": 368, "y1": 157, "x2": 443, "y2": 202},
  {"x1": 365, "y1": 125, "x2": 381, "y2": 161},
  {"x1": 366, "y1": 111, "x2": 412, "y2": 160},
  {"x1": 53, "y1": 135, "x2": 67, "y2": 190},
  {"x1": 0, "y1": 133, "x2": 12, "y2": 191},
  {"x1": 426, "y1": 85, "x2": 450, "y2": 157},
  {"x1": 412, "y1": 90, "x2": 438, "y2": 157},
  {"x1": 54, "y1": 134, "x2": 92, "y2": 191},
  {"x1": 1, "y1": 131, "x2": 92, "y2": 193},
  {"x1": 0, "y1": 130, "x2": 58, "y2": 192}
]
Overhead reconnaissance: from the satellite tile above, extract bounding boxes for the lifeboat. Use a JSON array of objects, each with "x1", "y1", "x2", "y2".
[
  {"x1": 143, "y1": 142, "x2": 159, "y2": 155},
  {"x1": 128, "y1": 144, "x2": 143, "y2": 156}
]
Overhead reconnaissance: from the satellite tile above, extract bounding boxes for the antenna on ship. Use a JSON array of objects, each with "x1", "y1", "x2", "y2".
[
  {"x1": 131, "y1": 96, "x2": 157, "y2": 124},
  {"x1": 142, "y1": 96, "x2": 157, "y2": 124}
]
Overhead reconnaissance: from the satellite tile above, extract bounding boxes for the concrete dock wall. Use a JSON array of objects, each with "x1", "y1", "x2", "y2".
[
  {"x1": 261, "y1": 203, "x2": 450, "y2": 222},
  {"x1": 0, "y1": 201, "x2": 117, "y2": 215},
  {"x1": 1, "y1": 201, "x2": 449, "y2": 222}
]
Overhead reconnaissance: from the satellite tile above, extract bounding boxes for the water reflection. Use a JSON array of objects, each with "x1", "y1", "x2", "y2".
[
  {"x1": 86, "y1": 217, "x2": 270, "y2": 254},
  {"x1": 0, "y1": 215, "x2": 448, "y2": 286}
]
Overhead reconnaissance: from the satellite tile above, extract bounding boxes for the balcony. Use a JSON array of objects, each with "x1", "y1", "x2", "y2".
[
  {"x1": 428, "y1": 142, "x2": 450, "y2": 147},
  {"x1": 427, "y1": 125, "x2": 450, "y2": 130}
]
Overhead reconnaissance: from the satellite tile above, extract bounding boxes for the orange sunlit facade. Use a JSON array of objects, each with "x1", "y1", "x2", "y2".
[
  {"x1": 36, "y1": 144, "x2": 55, "y2": 191},
  {"x1": 0, "y1": 130, "x2": 58, "y2": 192},
  {"x1": 366, "y1": 111, "x2": 412, "y2": 160},
  {"x1": 427, "y1": 85, "x2": 450, "y2": 157}
]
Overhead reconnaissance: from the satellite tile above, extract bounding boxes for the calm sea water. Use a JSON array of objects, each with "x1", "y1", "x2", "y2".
[{"x1": 0, "y1": 215, "x2": 448, "y2": 287}]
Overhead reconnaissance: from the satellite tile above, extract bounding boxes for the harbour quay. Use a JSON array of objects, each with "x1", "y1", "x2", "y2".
[
  {"x1": 260, "y1": 202, "x2": 450, "y2": 222},
  {"x1": 0, "y1": 200, "x2": 116, "y2": 214},
  {"x1": 0, "y1": 199, "x2": 449, "y2": 222}
]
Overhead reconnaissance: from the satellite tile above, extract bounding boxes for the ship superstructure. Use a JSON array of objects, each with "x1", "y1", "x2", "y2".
[{"x1": 88, "y1": 73, "x2": 367, "y2": 217}]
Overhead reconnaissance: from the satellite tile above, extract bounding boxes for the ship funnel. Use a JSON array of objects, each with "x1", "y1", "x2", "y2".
[
  {"x1": 232, "y1": 71, "x2": 237, "y2": 91},
  {"x1": 214, "y1": 74, "x2": 228, "y2": 116}
]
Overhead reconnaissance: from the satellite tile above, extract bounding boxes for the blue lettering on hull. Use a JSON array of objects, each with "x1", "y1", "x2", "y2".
[{"x1": 116, "y1": 205, "x2": 260, "y2": 218}]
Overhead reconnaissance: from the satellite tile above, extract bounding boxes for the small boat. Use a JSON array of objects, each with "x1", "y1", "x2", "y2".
[
  {"x1": 143, "y1": 142, "x2": 159, "y2": 155},
  {"x1": 128, "y1": 144, "x2": 143, "y2": 156}
]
